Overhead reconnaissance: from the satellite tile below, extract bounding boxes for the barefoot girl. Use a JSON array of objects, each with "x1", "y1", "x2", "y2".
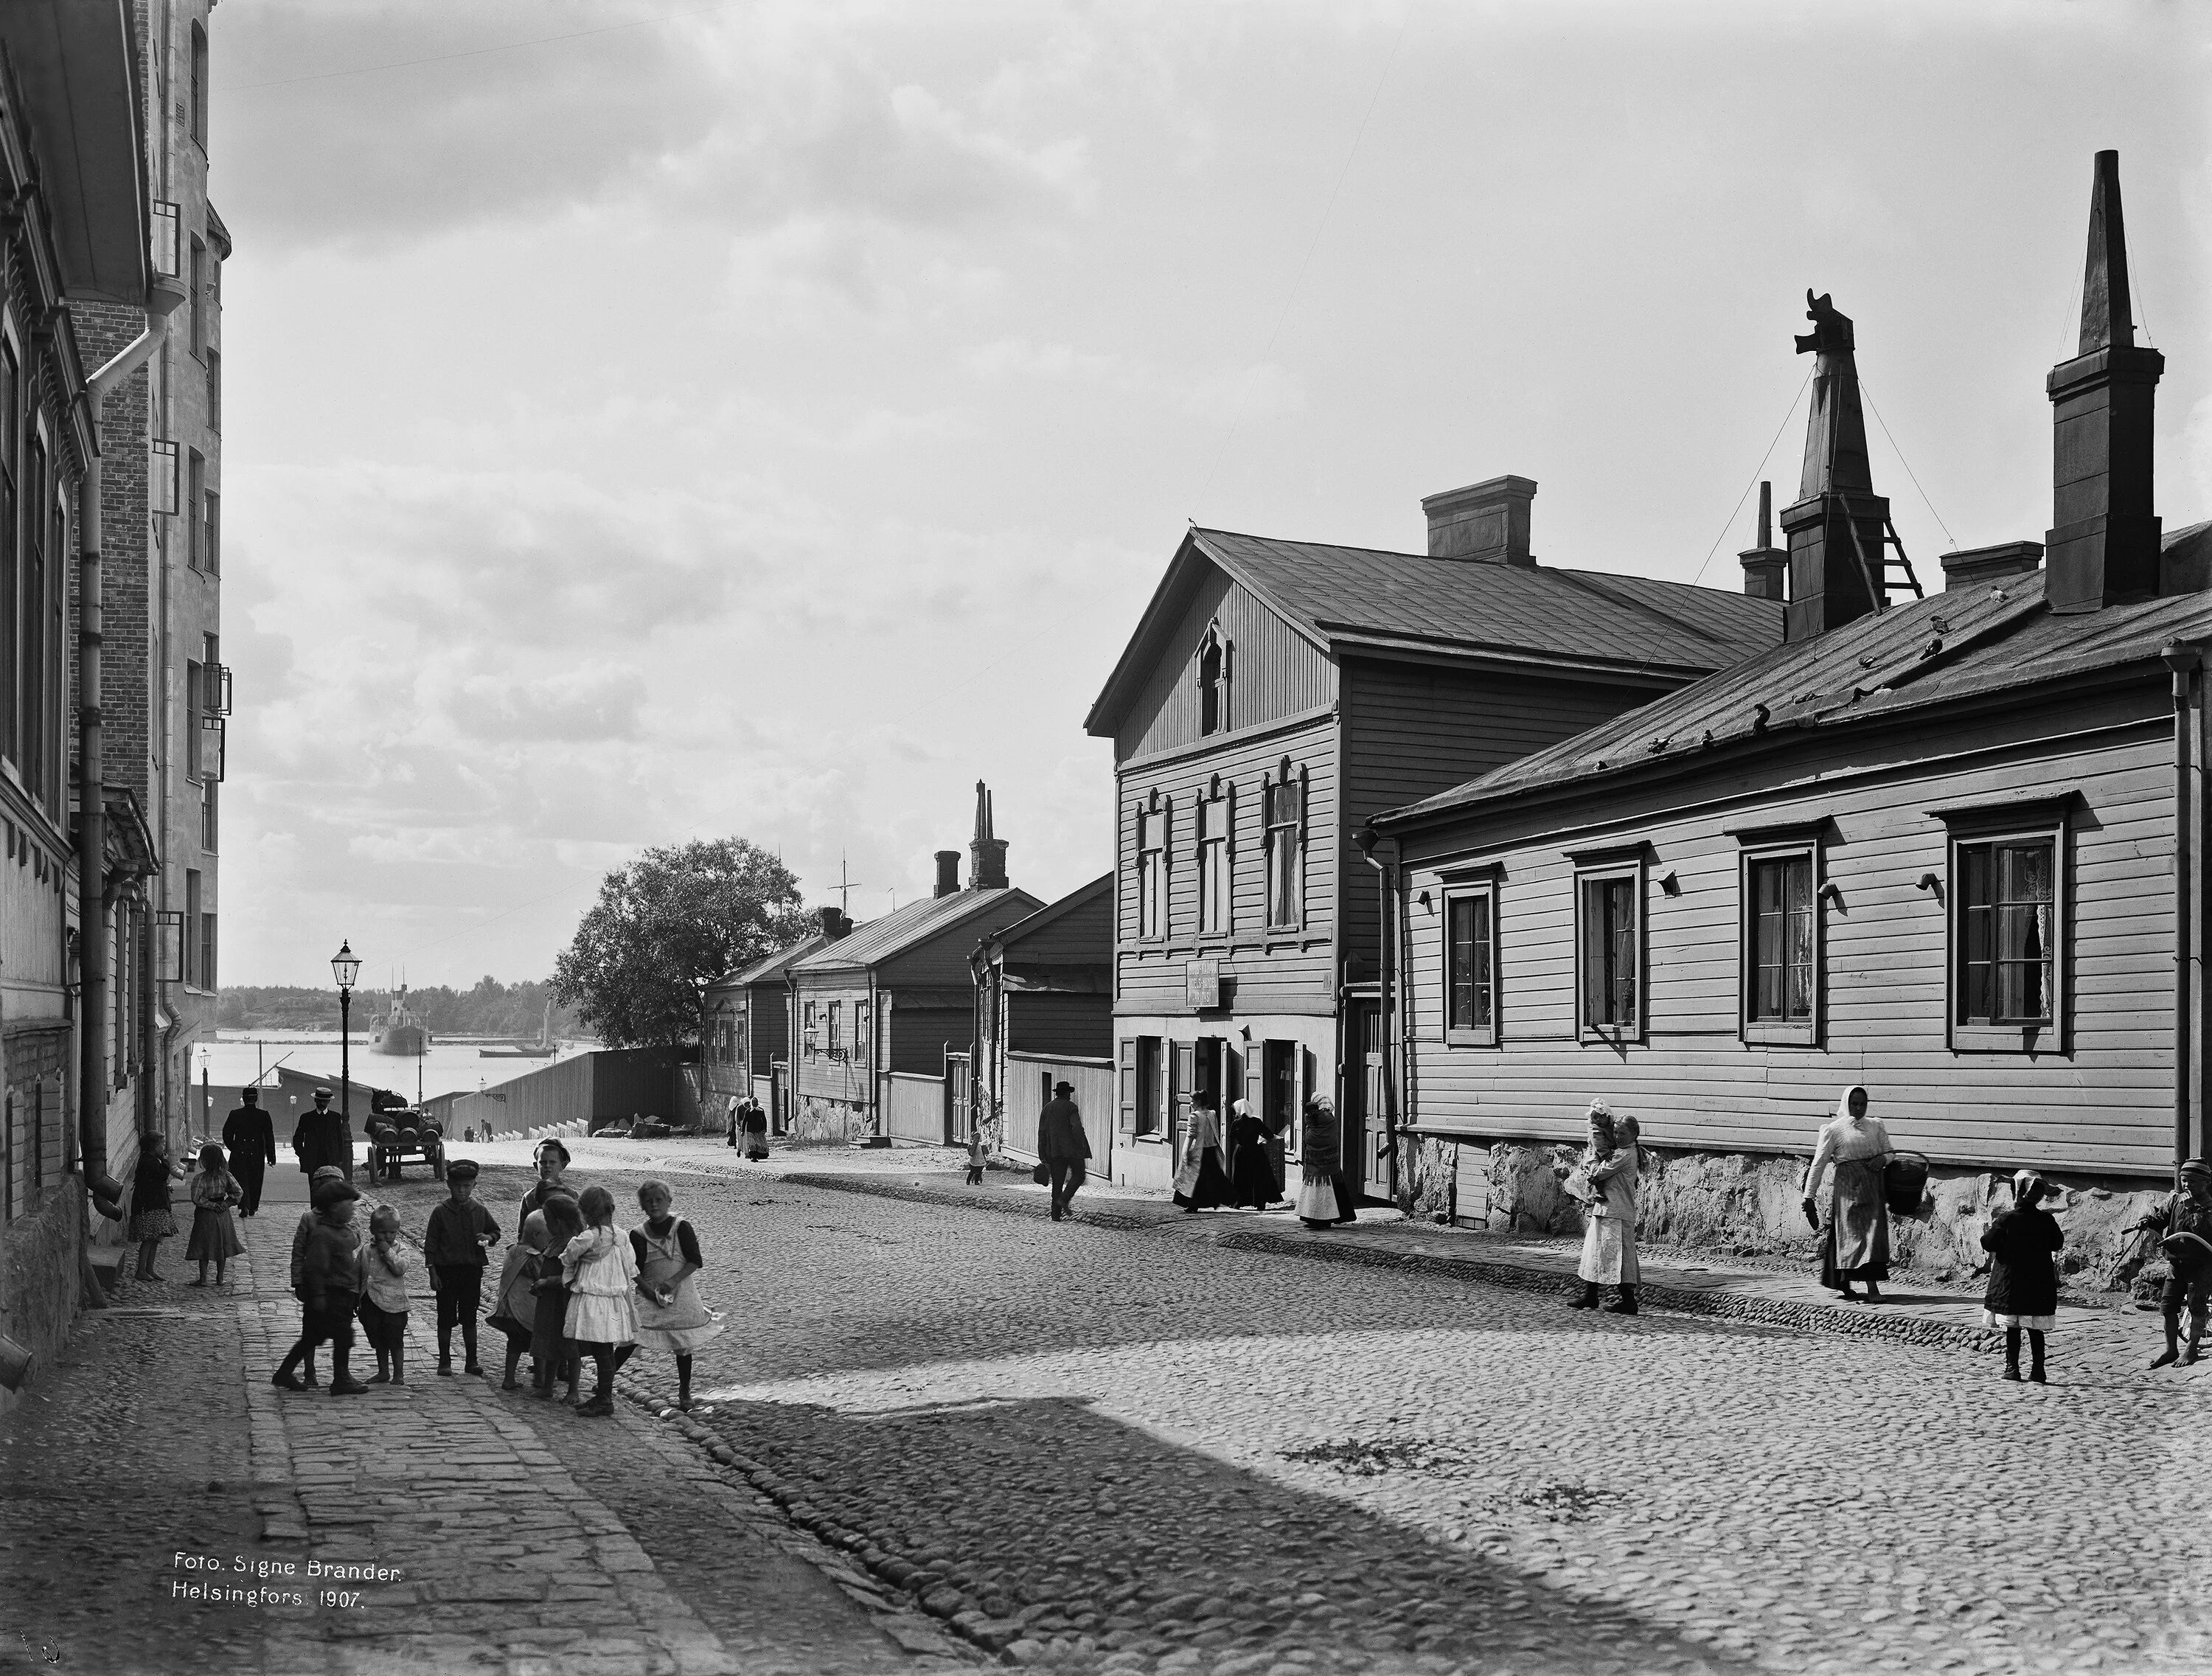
[{"x1": 621, "y1": 1180, "x2": 723, "y2": 1411}]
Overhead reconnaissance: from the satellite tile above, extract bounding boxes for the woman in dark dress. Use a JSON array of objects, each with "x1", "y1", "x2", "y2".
[
  {"x1": 1225, "y1": 1100, "x2": 1275, "y2": 1210},
  {"x1": 1172, "y1": 1101, "x2": 1232, "y2": 1214},
  {"x1": 1295, "y1": 1095, "x2": 1358, "y2": 1230}
]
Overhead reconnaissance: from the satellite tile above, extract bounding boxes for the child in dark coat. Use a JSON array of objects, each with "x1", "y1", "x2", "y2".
[
  {"x1": 1981, "y1": 1169, "x2": 2064, "y2": 1383},
  {"x1": 424, "y1": 1159, "x2": 501, "y2": 1376},
  {"x1": 273, "y1": 1165, "x2": 349, "y2": 1389},
  {"x1": 297, "y1": 1180, "x2": 369, "y2": 1397}
]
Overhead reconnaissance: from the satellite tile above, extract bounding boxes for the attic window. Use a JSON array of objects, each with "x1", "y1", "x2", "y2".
[{"x1": 1197, "y1": 625, "x2": 1228, "y2": 736}]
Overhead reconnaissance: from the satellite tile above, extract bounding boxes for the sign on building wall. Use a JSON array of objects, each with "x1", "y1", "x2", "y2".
[{"x1": 1184, "y1": 958, "x2": 1220, "y2": 1011}]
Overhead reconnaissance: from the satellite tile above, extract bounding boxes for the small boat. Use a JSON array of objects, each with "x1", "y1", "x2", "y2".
[
  {"x1": 480, "y1": 1001, "x2": 557, "y2": 1059},
  {"x1": 372, "y1": 987, "x2": 429, "y2": 1057}
]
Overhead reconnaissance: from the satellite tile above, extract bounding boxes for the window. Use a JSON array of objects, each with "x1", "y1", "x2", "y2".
[
  {"x1": 1742, "y1": 846, "x2": 1818, "y2": 1043},
  {"x1": 852, "y1": 1003, "x2": 869, "y2": 1068},
  {"x1": 186, "y1": 451, "x2": 204, "y2": 569},
  {"x1": 1198, "y1": 634, "x2": 1225, "y2": 735},
  {"x1": 1958, "y1": 838, "x2": 2056, "y2": 1028},
  {"x1": 202, "y1": 488, "x2": 220, "y2": 575},
  {"x1": 189, "y1": 238, "x2": 205, "y2": 357},
  {"x1": 22, "y1": 437, "x2": 44, "y2": 803},
  {"x1": 1197, "y1": 793, "x2": 1229, "y2": 936},
  {"x1": 199, "y1": 912, "x2": 217, "y2": 992},
  {"x1": 0, "y1": 341, "x2": 13, "y2": 765},
  {"x1": 189, "y1": 21, "x2": 207, "y2": 150},
  {"x1": 1136, "y1": 804, "x2": 1165, "y2": 939},
  {"x1": 184, "y1": 658, "x2": 202, "y2": 782},
  {"x1": 1574, "y1": 860, "x2": 1642, "y2": 1038},
  {"x1": 1136, "y1": 1036, "x2": 1161, "y2": 1136},
  {"x1": 184, "y1": 870, "x2": 202, "y2": 987},
  {"x1": 202, "y1": 775, "x2": 218, "y2": 853},
  {"x1": 801, "y1": 1000, "x2": 818, "y2": 1054},
  {"x1": 1444, "y1": 885, "x2": 1497, "y2": 1046},
  {"x1": 206, "y1": 348, "x2": 220, "y2": 432},
  {"x1": 1265, "y1": 770, "x2": 1303, "y2": 929},
  {"x1": 828, "y1": 1000, "x2": 843, "y2": 1058}
]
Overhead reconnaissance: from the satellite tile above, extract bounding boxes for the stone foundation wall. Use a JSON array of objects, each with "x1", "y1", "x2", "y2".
[
  {"x1": 0, "y1": 1180, "x2": 86, "y2": 1416},
  {"x1": 1399, "y1": 1136, "x2": 2166, "y2": 1293},
  {"x1": 793, "y1": 1097, "x2": 873, "y2": 1145}
]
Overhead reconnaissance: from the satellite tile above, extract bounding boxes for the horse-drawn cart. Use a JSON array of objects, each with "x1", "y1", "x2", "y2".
[{"x1": 365, "y1": 1107, "x2": 445, "y2": 1182}]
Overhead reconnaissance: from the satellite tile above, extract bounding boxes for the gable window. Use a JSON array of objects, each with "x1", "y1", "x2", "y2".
[
  {"x1": 1136, "y1": 803, "x2": 1166, "y2": 940},
  {"x1": 1739, "y1": 835, "x2": 1820, "y2": 1045},
  {"x1": 1197, "y1": 791, "x2": 1230, "y2": 936},
  {"x1": 1572, "y1": 852, "x2": 1644, "y2": 1040},
  {"x1": 1197, "y1": 628, "x2": 1227, "y2": 737},
  {"x1": 1264, "y1": 768, "x2": 1304, "y2": 930},
  {"x1": 1443, "y1": 883, "x2": 1498, "y2": 1046}
]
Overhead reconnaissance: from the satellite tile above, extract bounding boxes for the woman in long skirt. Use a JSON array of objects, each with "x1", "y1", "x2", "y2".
[
  {"x1": 1568, "y1": 1103, "x2": 1643, "y2": 1314},
  {"x1": 1801, "y1": 1084, "x2": 1893, "y2": 1304},
  {"x1": 1294, "y1": 1095, "x2": 1358, "y2": 1230},
  {"x1": 1224, "y1": 1100, "x2": 1276, "y2": 1210},
  {"x1": 1172, "y1": 1101, "x2": 1233, "y2": 1213}
]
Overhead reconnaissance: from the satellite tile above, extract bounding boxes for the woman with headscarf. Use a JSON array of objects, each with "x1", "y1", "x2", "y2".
[
  {"x1": 1224, "y1": 1099, "x2": 1274, "y2": 1211},
  {"x1": 1294, "y1": 1094, "x2": 1358, "y2": 1231},
  {"x1": 1171, "y1": 1096, "x2": 1232, "y2": 1214},
  {"x1": 1801, "y1": 1085, "x2": 1893, "y2": 1303}
]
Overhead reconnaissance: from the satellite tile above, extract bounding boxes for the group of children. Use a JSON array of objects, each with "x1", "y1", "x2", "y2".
[
  {"x1": 267, "y1": 1139, "x2": 722, "y2": 1411},
  {"x1": 126, "y1": 1135, "x2": 249, "y2": 1287}
]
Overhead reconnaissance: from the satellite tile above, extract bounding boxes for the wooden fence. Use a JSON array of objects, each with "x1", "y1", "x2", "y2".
[
  {"x1": 1001, "y1": 1052, "x2": 1114, "y2": 1172},
  {"x1": 883, "y1": 1072, "x2": 947, "y2": 1145}
]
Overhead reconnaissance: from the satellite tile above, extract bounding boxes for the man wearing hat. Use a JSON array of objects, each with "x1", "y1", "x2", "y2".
[
  {"x1": 291, "y1": 1086, "x2": 354, "y2": 1183},
  {"x1": 2136, "y1": 1158, "x2": 2212, "y2": 1369},
  {"x1": 222, "y1": 1085, "x2": 276, "y2": 1216},
  {"x1": 1037, "y1": 1080, "x2": 1091, "y2": 1222}
]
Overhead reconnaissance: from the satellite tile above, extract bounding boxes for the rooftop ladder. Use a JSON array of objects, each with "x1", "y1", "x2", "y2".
[{"x1": 1882, "y1": 518, "x2": 1925, "y2": 601}]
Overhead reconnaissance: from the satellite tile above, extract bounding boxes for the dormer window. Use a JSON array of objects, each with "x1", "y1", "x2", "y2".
[{"x1": 1197, "y1": 625, "x2": 1228, "y2": 736}]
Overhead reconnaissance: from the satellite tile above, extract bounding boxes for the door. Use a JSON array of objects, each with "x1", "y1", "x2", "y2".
[
  {"x1": 771, "y1": 1063, "x2": 790, "y2": 1135},
  {"x1": 1345, "y1": 1003, "x2": 1386, "y2": 1198},
  {"x1": 946, "y1": 1052, "x2": 971, "y2": 1144}
]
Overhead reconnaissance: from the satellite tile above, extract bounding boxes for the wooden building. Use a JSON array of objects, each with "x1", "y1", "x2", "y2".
[
  {"x1": 972, "y1": 873, "x2": 1113, "y2": 1168},
  {"x1": 786, "y1": 786, "x2": 1041, "y2": 1144},
  {"x1": 1086, "y1": 480, "x2": 1783, "y2": 1195},
  {"x1": 702, "y1": 916, "x2": 837, "y2": 1133},
  {"x1": 1371, "y1": 153, "x2": 2205, "y2": 1269}
]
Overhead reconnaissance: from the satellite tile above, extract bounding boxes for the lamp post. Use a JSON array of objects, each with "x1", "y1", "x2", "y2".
[{"x1": 332, "y1": 940, "x2": 361, "y2": 1178}]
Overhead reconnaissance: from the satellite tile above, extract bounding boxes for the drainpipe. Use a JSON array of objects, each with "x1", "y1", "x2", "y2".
[
  {"x1": 74, "y1": 286, "x2": 185, "y2": 1214},
  {"x1": 1353, "y1": 818, "x2": 1399, "y2": 1204},
  {"x1": 2163, "y1": 641, "x2": 2202, "y2": 1183}
]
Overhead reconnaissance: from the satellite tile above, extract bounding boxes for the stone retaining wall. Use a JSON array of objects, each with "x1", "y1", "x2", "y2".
[
  {"x1": 1400, "y1": 1136, "x2": 2166, "y2": 1293},
  {"x1": 792, "y1": 1097, "x2": 873, "y2": 1144},
  {"x1": 0, "y1": 1182, "x2": 84, "y2": 1415}
]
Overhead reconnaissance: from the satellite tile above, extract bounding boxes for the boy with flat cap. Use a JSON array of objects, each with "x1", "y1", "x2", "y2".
[
  {"x1": 272, "y1": 1164, "x2": 349, "y2": 1389},
  {"x1": 2138, "y1": 1158, "x2": 2212, "y2": 1369},
  {"x1": 296, "y1": 1178, "x2": 369, "y2": 1397},
  {"x1": 424, "y1": 1158, "x2": 501, "y2": 1376}
]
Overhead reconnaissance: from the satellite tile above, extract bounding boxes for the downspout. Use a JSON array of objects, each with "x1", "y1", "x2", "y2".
[
  {"x1": 76, "y1": 280, "x2": 187, "y2": 1214},
  {"x1": 1354, "y1": 819, "x2": 1399, "y2": 1204},
  {"x1": 2163, "y1": 641, "x2": 2202, "y2": 1181}
]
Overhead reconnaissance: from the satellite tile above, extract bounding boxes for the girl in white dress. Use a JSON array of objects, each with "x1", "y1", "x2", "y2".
[
  {"x1": 560, "y1": 1185, "x2": 638, "y2": 1418},
  {"x1": 620, "y1": 1180, "x2": 724, "y2": 1411}
]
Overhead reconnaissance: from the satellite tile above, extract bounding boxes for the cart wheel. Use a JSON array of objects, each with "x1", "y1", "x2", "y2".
[{"x1": 431, "y1": 1150, "x2": 447, "y2": 1181}]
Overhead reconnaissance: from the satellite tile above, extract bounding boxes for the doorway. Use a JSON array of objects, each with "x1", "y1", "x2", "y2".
[{"x1": 1344, "y1": 1003, "x2": 1385, "y2": 1197}]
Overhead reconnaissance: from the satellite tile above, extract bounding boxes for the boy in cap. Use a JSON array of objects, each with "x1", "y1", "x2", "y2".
[
  {"x1": 424, "y1": 1158, "x2": 501, "y2": 1376},
  {"x1": 297, "y1": 1178, "x2": 369, "y2": 1397},
  {"x1": 272, "y1": 1164, "x2": 350, "y2": 1389},
  {"x1": 2136, "y1": 1158, "x2": 2212, "y2": 1369}
]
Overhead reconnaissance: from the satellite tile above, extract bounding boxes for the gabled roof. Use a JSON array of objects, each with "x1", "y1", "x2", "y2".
[
  {"x1": 1087, "y1": 526, "x2": 1784, "y2": 736},
  {"x1": 1381, "y1": 520, "x2": 2212, "y2": 827},
  {"x1": 981, "y1": 874, "x2": 1112, "y2": 956},
  {"x1": 791, "y1": 886, "x2": 1042, "y2": 973},
  {"x1": 717, "y1": 932, "x2": 830, "y2": 991}
]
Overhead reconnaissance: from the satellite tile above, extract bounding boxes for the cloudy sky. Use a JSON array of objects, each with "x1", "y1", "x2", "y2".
[{"x1": 215, "y1": 0, "x2": 2211, "y2": 987}]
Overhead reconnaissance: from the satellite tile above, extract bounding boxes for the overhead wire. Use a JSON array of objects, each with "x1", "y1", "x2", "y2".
[{"x1": 1688, "y1": 368, "x2": 1812, "y2": 587}]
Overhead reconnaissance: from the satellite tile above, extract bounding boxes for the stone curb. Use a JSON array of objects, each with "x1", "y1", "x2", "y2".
[
  {"x1": 613, "y1": 1377, "x2": 1001, "y2": 1666},
  {"x1": 781, "y1": 1169, "x2": 2008, "y2": 1358}
]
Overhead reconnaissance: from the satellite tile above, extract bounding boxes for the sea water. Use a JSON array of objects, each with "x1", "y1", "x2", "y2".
[{"x1": 192, "y1": 1030, "x2": 584, "y2": 1111}]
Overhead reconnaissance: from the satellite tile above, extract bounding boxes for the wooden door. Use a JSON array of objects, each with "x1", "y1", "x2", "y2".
[
  {"x1": 1345, "y1": 1004, "x2": 1385, "y2": 1197},
  {"x1": 1172, "y1": 1040, "x2": 1194, "y2": 1161},
  {"x1": 946, "y1": 1053, "x2": 971, "y2": 1145}
]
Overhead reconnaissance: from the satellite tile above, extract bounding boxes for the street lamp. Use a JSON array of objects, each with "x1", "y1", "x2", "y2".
[{"x1": 332, "y1": 940, "x2": 361, "y2": 1170}]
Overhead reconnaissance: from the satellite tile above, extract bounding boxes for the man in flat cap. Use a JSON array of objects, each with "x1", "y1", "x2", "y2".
[{"x1": 291, "y1": 1086, "x2": 354, "y2": 1182}]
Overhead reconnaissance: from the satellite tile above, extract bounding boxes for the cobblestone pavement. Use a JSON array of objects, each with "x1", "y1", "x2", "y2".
[
  {"x1": 0, "y1": 1161, "x2": 974, "y2": 1676},
  {"x1": 453, "y1": 1147, "x2": 2206, "y2": 1676}
]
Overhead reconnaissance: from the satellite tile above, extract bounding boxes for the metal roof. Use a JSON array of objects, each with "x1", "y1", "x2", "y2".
[
  {"x1": 1382, "y1": 521, "x2": 2212, "y2": 826},
  {"x1": 719, "y1": 932, "x2": 830, "y2": 990},
  {"x1": 1088, "y1": 526, "x2": 1783, "y2": 735},
  {"x1": 790, "y1": 887, "x2": 1041, "y2": 973}
]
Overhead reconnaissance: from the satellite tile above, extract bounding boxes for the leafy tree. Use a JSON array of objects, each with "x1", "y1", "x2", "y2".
[{"x1": 552, "y1": 838, "x2": 808, "y2": 1048}]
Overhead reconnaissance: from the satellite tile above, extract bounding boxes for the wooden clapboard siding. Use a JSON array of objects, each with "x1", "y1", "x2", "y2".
[
  {"x1": 791, "y1": 979, "x2": 873, "y2": 1104},
  {"x1": 1399, "y1": 681, "x2": 2177, "y2": 1177},
  {"x1": 1119, "y1": 568, "x2": 1336, "y2": 762},
  {"x1": 885, "y1": 999, "x2": 970, "y2": 1076},
  {"x1": 1340, "y1": 659, "x2": 1672, "y2": 979},
  {"x1": 745, "y1": 987, "x2": 788, "y2": 1075},
  {"x1": 1007, "y1": 992, "x2": 1110, "y2": 1060},
  {"x1": 1115, "y1": 713, "x2": 1338, "y2": 1016}
]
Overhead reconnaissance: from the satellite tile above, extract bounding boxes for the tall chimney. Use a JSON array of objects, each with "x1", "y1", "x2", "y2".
[
  {"x1": 1739, "y1": 481, "x2": 1787, "y2": 601},
  {"x1": 2045, "y1": 150, "x2": 2163, "y2": 613},
  {"x1": 933, "y1": 851, "x2": 961, "y2": 898},
  {"x1": 816, "y1": 905, "x2": 851, "y2": 940},
  {"x1": 968, "y1": 781, "x2": 1009, "y2": 891},
  {"x1": 1421, "y1": 476, "x2": 1536, "y2": 564},
  {"x1": 1778, "y1": 292, "x2": 1889, "y2": 641}
]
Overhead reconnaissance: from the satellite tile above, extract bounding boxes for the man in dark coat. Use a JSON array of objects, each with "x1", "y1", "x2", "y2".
[
  {"x1": 222, "y1": 1087, "x2": 277, "y2": 1215},
  {"x1": 291, "y1": 1087, "x2": 353, "y2": 1182},
  {"x1": 1037, "y1": 1081, "x2": 1091, "y2": 1223}
]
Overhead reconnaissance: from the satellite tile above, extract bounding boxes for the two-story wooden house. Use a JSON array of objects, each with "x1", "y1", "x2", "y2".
[
  {"x1": 972, "y1": 873, "x2": 1113, "y2": 1166},
  {"x1": 702, "y1": 911, "x2": 840, "y2": 1133},
  {"x1": 787, "y1": 786, "x2": 1041, "y2": 1143},
  {"x1": 1085, "y1": 481, "x2": 1784, "y2": 1194},
  {"x1": 1372, "y1": 153, "x2": 2205, "y2": 1278}
]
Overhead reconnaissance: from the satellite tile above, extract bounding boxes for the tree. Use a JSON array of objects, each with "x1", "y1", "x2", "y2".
[{"x1": 551, "y1": 838, "x2": 809, "y2": 1048}]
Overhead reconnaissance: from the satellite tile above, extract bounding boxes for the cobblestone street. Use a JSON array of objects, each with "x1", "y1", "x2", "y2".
[{"x1": 4, "y1": 1141, "x2": 2207, "y2": 1675}]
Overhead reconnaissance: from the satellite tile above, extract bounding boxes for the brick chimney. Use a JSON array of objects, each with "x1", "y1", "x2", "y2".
[
  {"x1": 815, "y1": 905, "x2": 851, "y2": 939},
  {"x1": 933, "y1": 851, "x2": 961, "y2": 898},
  {"x1": 1422, "y1": 476, "x2": 1536, "y2": 564},
  {"x1": 1739, "y1": 481, "x2": 1787, "y2": 601},
  {"x1": 1941, "y1": 541, "x2": 2043, "y2": 594},
  {"x1": 1778, "y1": 292, "x2": 1890, "y2": 641},
  {"x1": 2045, "y1": 150, "x2": 2164, "y2": 613},
  {"x1": 968, "y1": 781, "x2": 1009, "y2": 891}
]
